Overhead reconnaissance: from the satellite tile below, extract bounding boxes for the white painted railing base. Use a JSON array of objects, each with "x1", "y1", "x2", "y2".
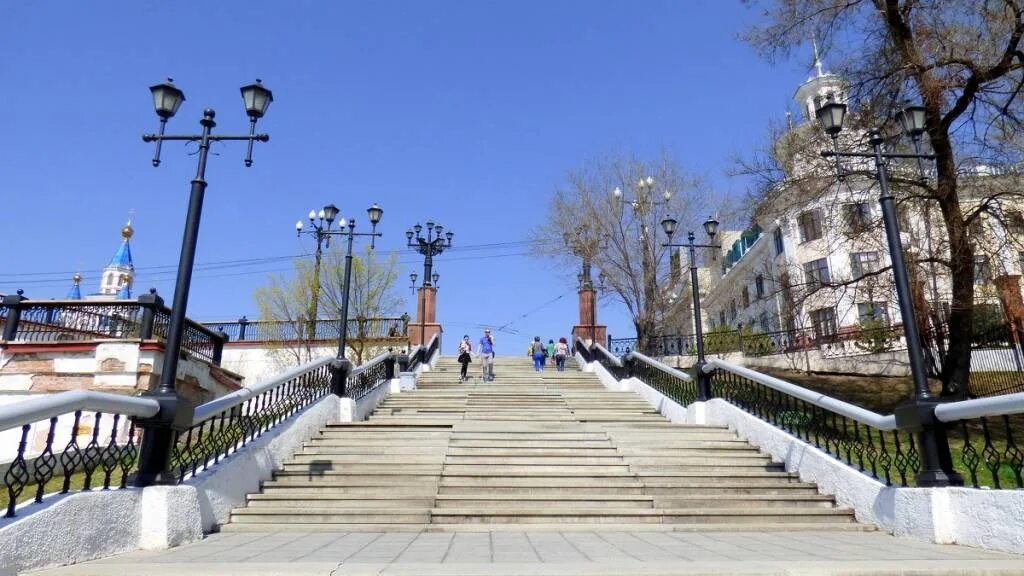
[
  {"x1": 590, "y1": 362, "x2": 1024, "y2": 556},
  {"x1": 0, "y1": 377, "x2": 408, "y2": 574}
]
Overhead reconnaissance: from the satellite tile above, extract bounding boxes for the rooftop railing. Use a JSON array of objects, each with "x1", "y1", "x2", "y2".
[
  {"x1": 202, "y1": 316, "x2": 410, "y2": 343},
  {"x1": 0, "y1": 292, "x2": 225, "y2": 366}
]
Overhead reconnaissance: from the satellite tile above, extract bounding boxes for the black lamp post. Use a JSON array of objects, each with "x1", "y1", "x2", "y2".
[
  {"x1": 134, "y1": 78, "x2": 272, "y2": 487},
  {"x1": 295, "y1": 203, "x2": 340, "y2": 339},
  {"x1": 406, "y1": 221, "x2": 453, "y2": 347},
  {"x1": 309, "y1": 204, "x2": 384, "y2": 397},
  {"x1": 660, "y1": 216, "x2": 719, "y2": 401},
  {"x1": 815, "y1": 96, "x2": 962, "y2": 487}
]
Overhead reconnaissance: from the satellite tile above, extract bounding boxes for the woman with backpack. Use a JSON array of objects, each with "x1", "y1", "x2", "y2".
[
  {"x1": 554, "y1": 337, "x2": 569, "y2": 371},
  {"x1": 531, "y1": 336, "x2": 546, "y2": 372}
]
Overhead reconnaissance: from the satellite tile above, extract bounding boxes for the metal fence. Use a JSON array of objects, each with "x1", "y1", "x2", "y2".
[
  {"x1": 202, "y1": 316, "x2": 409, "y2": 343},
  {"x1": 0, "y1": 295, "x2": 225, "y2": 365},
  {"x1": 609, "y1": 322, "x2": 1024, "y2": 398}
]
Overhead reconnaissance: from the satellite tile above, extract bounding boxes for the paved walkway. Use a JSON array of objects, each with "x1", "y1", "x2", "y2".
[{"x1": 31, "y1": 530, "x2": 1024, "y2": 575}]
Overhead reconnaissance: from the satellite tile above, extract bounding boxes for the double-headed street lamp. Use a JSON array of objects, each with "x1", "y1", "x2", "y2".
[
  {"x1": 135, "y1": 78, "x2": 272, "y2": 487},
  {"x1": 659, "y1": 217, "x2": 720, "y2": 401},
  {"x1": 295, "y1": 204, "x2": 383, "y2": 396},
  {"x1": 295, "y1": 203, "x2": 341, "y2": 338},
  {"x1": 815, "y1": 96, "x2": 962, "y2": 487}
]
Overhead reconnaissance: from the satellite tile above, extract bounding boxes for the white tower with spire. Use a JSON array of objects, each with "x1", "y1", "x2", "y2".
[
  {"x1": 793, "y1": 38, "x2": 846, "y2": 122},
  {"x1": 99, "y1": 221, "x2": 135, "y2": 298}
]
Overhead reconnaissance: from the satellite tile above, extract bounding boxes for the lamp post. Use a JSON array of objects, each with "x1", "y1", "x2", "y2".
[
  {"x1": 406, "y1": 221, "x2": 453, "y2": 347},
  {"x1": 295, "y1": 203, "x2": 340, "y2": 339},
  {"x1": 614, "y1": 177, "x2": 672, "y2": 354},
  {"x1": 815, "y1": 96, "x2": 962, "y2": 487},
  {"x1": 135, "y1": 78, "x2": 272, "y2": 487},
  {"x1": 563, "y1": 225, "x2": 606, "y2": 343},
  {"x1": 302, "y1": 204, "x2": 384, "y2": 396},
  {"x1": 659, "y1": 216, "x2": 720, "y2": 401}
]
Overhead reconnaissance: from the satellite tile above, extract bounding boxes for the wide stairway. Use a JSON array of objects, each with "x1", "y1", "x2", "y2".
[{"x1": 224, "y1": 356, "x2": 865, "y2": 531}]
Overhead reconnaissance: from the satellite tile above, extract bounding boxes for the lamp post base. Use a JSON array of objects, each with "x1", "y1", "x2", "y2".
[{"x1": 894, "y1": 397, "x2": 965, "y2": 488}]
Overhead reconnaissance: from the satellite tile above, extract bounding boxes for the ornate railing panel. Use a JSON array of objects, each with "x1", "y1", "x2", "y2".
[
  {"x1": 345, "y1": 352, "x2": 394, "y2": 401},
  {"x1": 625, "y1": 351, "x2": 699, "y2": 407},
  {"x1": 935, "y1": 393, "x2": 1024, "y2": 489},
  {"x1": 708, "y1": 364, "x2": 919, "y2": 486},
  {"x1": 591, "y1": 343, "x2": 628, "y2": 381},
  {"x1": 0, "y1": 391, "x2": 159, "y2": 517},
  {"x1": 170, "y1": 357, "x2": 333, "y2": 482},
  {"x1": 1, "y1": 298, "x2": 224, "y2": 366}
]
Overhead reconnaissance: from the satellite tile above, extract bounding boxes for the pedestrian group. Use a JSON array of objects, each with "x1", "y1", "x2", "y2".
[{"x1": 456, "y1": 330, "x2": 569, "y2": 382}]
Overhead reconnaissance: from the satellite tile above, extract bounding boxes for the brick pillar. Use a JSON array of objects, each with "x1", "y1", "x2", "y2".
[
  {"x1": 572, "y1": 287, "x2": 606, "y2": 345},
  {"x1": 995, "y1": 274, "x2": 1024, "y2": 330},
  {"x1": 410, "y1": 286, "x2": 442, "y2": 347}
]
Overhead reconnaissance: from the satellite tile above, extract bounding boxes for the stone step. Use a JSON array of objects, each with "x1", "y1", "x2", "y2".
[
  {"x1": 256, "y1": 487, "x2": 439, "y2": 498},
  {"x1": 267, "y1": 474, "x2": 440, "y2": 485},
  {"x1": 245, "y1": 497, "x2": 435, "y2": 508},
  {"x1": 219, "y1": 521, "x2": 876, "y2": 533},
  {"x1": 229, "y1": 510, "x2": 429, "y2": 524},
  {"x1": 653, "y1": 494, "x2": 836, "y2": 508},
  {"x1": 443, "y1": 456, "x2": 629, "y2": 465},
  {"x1": 299, "y1": 446, "x2": 450, "y2": 455},
  {"x1": 446, "y1": 447, "x2": 618, "y2": 456},
  {"x1": 280, "y1": 463, "x2": 444, "y2": 474},
  {"x1": 440, "y1": 476, "x2": 645, "y2": 488},
  {"x1": 440, "y1": 464, "x2": 632, "y2": 475},
  {"x1": 289, "y1": 454, "x2": 446, "y2": 464},
  {"x1": 428, "y1": 507, "x2": 855, "y2": 524}
]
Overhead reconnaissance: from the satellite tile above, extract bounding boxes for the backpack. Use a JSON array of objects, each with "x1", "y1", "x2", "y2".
[{"x1": 532, "y1": 341, "x2": 545, "y2": 355}]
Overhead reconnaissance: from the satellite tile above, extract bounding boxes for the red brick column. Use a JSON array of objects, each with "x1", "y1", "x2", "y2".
[
  {"x1": 572, "y1": 287, "x2": 606, "y2": 345},
  {"x1": 410, "y1": 286, "x2": 442, "y2": 347}
]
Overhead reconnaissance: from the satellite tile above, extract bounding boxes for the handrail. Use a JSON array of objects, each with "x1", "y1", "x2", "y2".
[
  {"x1": 192, "y1": 355, "x2": 333, "y2": 425},
  {"x1": 349, "y1": 349, "x2": 393, "y2": 376},
  {"x1": 705, "y1": 358, "x2": 897, "y2": 430},
  {"x1": 591, "y1": 343, "x2": 623, "y2": 366},
  {"x1": 935, "y1": 391, "x2": 1024, "y2": 422},
  {"x1": 423, "y1": 332, "x2": 440, "y2": 362},
  {"x1": 0, "y1": 390, "x2": 160, "y2": 431},
  {"x1": 626, "y1": 350, "x2": 693, "y2": 382}
]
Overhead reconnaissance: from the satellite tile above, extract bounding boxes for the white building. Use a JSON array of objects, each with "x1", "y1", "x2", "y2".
[{"x1": 671, "y1": 56, "x2": 1024, "y2": 343}]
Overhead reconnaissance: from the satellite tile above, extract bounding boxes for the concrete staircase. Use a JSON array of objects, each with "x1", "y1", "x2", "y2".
[{"x1": 224, "y1": 356, "x2": 865, "y2": 532}]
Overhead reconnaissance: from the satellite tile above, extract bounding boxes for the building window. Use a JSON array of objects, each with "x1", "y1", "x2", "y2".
[
  {"x1": 809, "y1": 307, "x2": 838, "y2": 339},
  {"x1": 803, "y1": 258, "x2": 831, "y2": 288},
  {"x1": 844, "y1": 202, "x2": 872, "y2": 234},
  {"x1": 1006, "y1": 210, "x2": 1024, "y2": 235},
  {"x1": 1018, "y1": 251, "x2": 1024, "y2": 274},
  {"x1": 719, "y1": 310, "x2": 726, "y2": 326},
  {"x1": 759, "y1": 312, "x2": 771, "y2": 334},
  {"x1": 857, "y1": 302, "x2": 890, "y2": 325},
  {"x1": 755, "y1": 274, "x2": 765, "y2": 298},
  {"x1": 741, "y1": 286, "x2": 750, "y2": 308},
  {"x1": 974, "y1": 255, "x2": 992, "y2": 285},
  {"x1": 850, "y1": 251, "x2": 881, "y2": 279},
  {"x1": 773, "y1": 228, "x2": 785, "y2": 255},
  {"x1": 729, "y1": 300, "x2": 738, "y2": 322},
  {"x1": 797, "y1": 210, "x2": 823, "y2": 242}
]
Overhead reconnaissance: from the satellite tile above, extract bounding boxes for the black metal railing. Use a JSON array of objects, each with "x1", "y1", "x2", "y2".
[
  {"x1": 625, "y1": 352, "x2": 700, "y2": 407},
  {"x1": 574, "y1": 338, "x2": 593, "y2": 363},
  {"x1": 169, "y1": 359, "x2": 332, "y2": 482},
  {"x1": 204, "y1": 316, "x2": 410, "y2": 343},
  {"x1": 1, "y1": 392, "x2": 159, "y2": 518},
  {"x1": 345, "y1": 353, "x2": 394, "y2": 401},
  {"x1": 590, "y1": 343, "x2": 629, "y2": 381},
  {"x1": 935, "y1": 396, "x2": 1024, "y2": 490},
  {"x1": 709, "y1": 367, "x2": 920, "y2": 486},
  {"x1": 1, "y1": 295, "x2": 225, "y2": 366}
]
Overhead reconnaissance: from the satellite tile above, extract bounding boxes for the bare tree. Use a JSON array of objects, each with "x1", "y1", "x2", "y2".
[
  {"x1": 740, "y1": 0, "x2": 1024, "y2": 395},
  {"x1": 534, "y1": 152, "x2": 724, "y2": 353},
  {"x1": 254, "y1": 245, "x2": 402, "y2": 366}
]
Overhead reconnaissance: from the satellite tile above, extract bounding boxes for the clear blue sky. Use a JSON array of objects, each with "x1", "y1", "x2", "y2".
[{"x1": 0, "y1": 1, "x2": 810, "y2": 353}]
